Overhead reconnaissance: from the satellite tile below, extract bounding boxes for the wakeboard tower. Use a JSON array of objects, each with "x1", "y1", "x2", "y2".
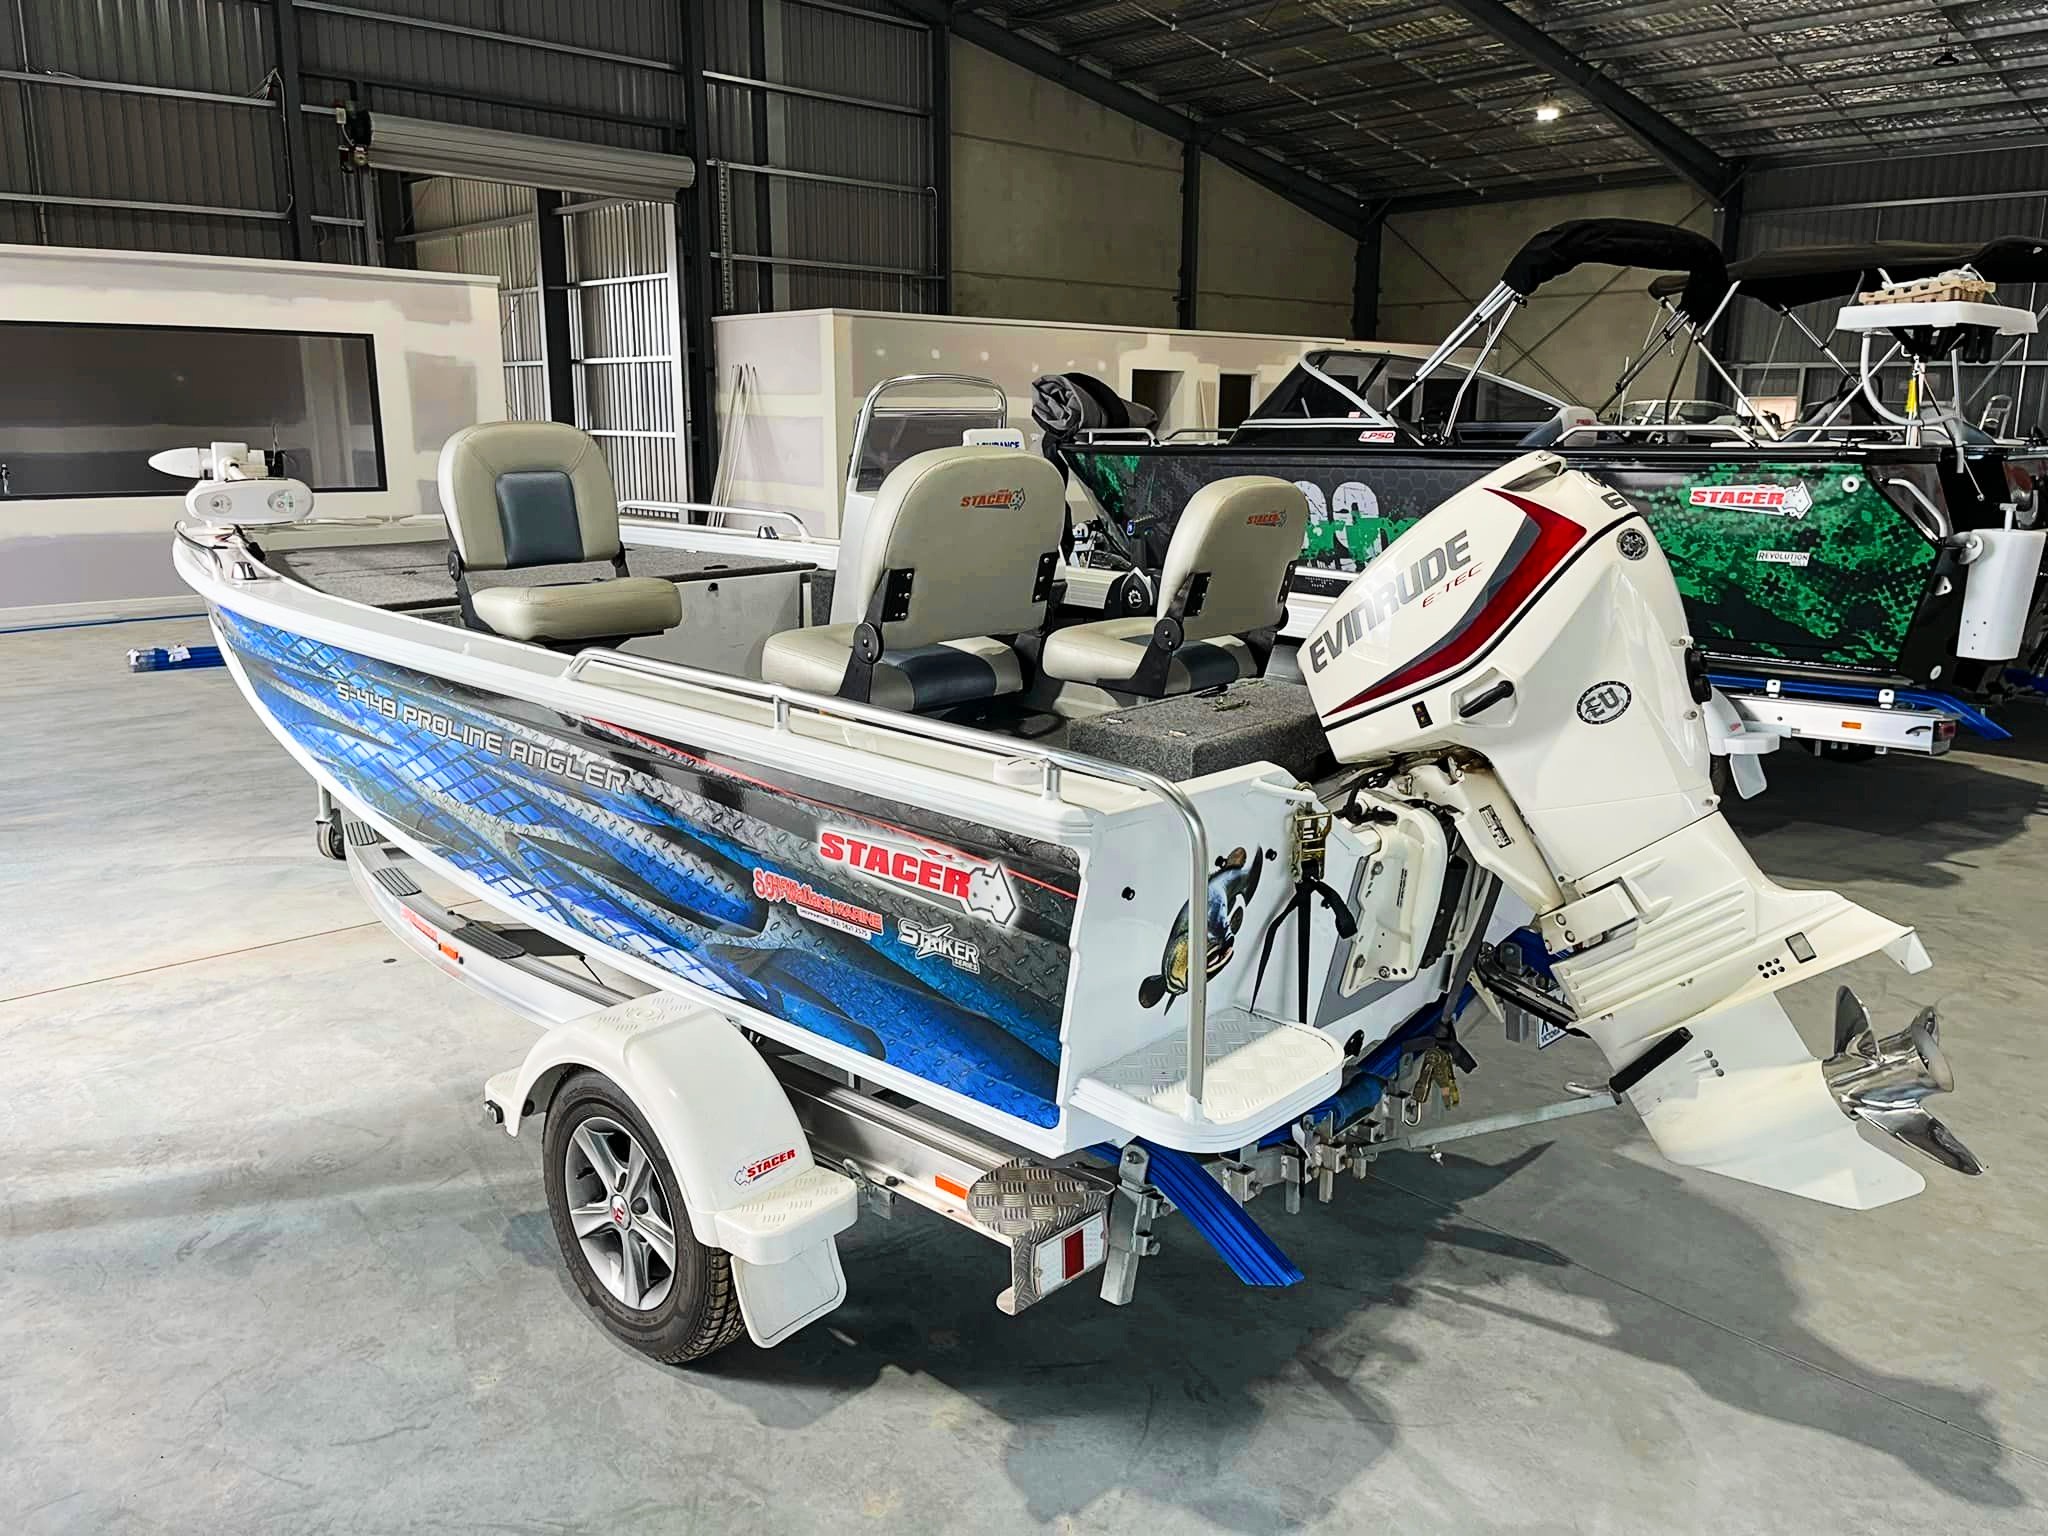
[{"x1": 171, "y1": 432, "x2": 1981, "y2": 1367}]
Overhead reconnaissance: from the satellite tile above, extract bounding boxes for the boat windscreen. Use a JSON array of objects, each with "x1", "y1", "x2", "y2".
[{"x1": 1502, "y1": 218, "x2": 1729, "y2": 320}]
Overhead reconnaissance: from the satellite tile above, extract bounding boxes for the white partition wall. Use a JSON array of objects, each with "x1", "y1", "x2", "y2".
[
  {"x1": 0, "y1": 245, "x2": 505, "y2": 626},
  {"x1": 706, "y1": 308, "x2": 1350, "y2": 537}
]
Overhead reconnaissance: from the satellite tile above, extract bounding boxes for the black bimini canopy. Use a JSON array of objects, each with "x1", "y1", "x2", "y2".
[
  {"x1": 1651, "y1": 236, "x2": 2048, "y2": 311},
  {"x1": 1502, "y1": 219, "x2": 1729, "y2": 321}
]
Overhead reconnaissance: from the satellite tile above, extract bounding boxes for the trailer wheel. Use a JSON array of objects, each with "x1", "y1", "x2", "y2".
[
  {"x1": 316, "y1": 818, "x2": 346, "y2": 861},
  {"x1": 542, "y1": 1072, "x2": 746, "y2": 1364}
]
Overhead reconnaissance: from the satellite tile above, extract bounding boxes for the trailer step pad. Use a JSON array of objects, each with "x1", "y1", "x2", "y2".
[
  {"x1": 1071, "y1": 1008, "x2": 1343, "y2": 1153},
  {"x1": 1142, "y1": 1142, "x2": 1302, "y2": 1288},
  {"x1": 969, "y1": 1160, "x2": 1111, "y2": 1314},
  {"x1": 712, "y1": 1164, "x2": 858, "y2": 1267}
]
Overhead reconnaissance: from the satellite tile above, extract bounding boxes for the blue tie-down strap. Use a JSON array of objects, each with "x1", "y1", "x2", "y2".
[
  {"x1": 1708, "y1": 672, "x2": 2010, "y2": 742},
  {"x1": 127, "y1": 644, "x2": 226, "y2": 674}
]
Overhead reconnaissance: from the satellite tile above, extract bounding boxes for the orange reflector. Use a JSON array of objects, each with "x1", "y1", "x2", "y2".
[
  {"x1": 438, "y1": 941, "x2": 463, "y2": 964},
  {"x1": 934, "y1": 1174, "x2": 970, "y2": 1200},
  {"x1": 1840, "y1": 720, "x2": 1862, "y2": 730}
]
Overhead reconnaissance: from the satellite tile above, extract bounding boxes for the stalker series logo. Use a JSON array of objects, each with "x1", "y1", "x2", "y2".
[{"x1": 818, "y1": 830, "x2": 1018, "y2": 927}]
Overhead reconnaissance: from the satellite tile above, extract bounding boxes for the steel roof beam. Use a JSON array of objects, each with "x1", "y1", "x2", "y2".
[
  {"x1": 1382, "y1": 165, "x2": 1684, "y2": 213},
  {"x1": 1074, "y1": 0, "x2": 1307, "y2": 52},
  {"x1": 888, "y1": 0, "x2": 1370, "y2": 233},
  {"x1": 1576, "y1": 3, "x2": 1959, "y2": 63},
  {"x1": 1156, "y1": 54, "x2": 1535, "y2": 106},
  {"x1": 1200, "y1": 64, "x2": 1533, "y2": 126},
  {"x1": 1426, "y1": 0, "x2": 1736, "y2": 196}
]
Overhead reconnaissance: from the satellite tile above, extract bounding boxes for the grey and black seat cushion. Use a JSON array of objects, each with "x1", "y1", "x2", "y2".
[
  {"x1": 1038, "y1": 475, "x2": 1306, "y2": 707},
  {"x1": 436, "y1": 421, "x2": 680, "y2": 644},
  {"x1": 760, "y1": 629, "x2": 1023, "y2": 713},
  {"x1": 759, "y1": 446, "x2": 1067, "y2": 711},
  {"x1": 1038, "y1": 617, "x2": 1254, "y2": 692}
]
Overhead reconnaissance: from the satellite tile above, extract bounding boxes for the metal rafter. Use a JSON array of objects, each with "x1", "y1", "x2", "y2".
[
  {"x1": 888, "y1": 0, "x2": 1372, "y2": 231},
  {"x1": 1426, "y1": 0, "x2": 1736, "y2": 194}
]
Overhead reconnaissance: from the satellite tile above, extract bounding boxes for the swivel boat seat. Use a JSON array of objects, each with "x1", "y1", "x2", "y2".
[
  {"x1": 759, "y1": 445, "x2": 1067, "y2": 713},
  {"x1": 437, "y1": 421, "x2": 681, "y2": 646},
  {"x1": 1034, "y1": 475, "x2": 1307, "y2": 717}
]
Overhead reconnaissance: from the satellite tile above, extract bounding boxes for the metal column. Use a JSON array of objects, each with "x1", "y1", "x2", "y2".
[
  {"x1": 269, "y1": 0, "x2": 317, "y2": 259},
  {"x1": 1176, "y1": 138, "x2": 1200, "y2": 331},
  {"x1": 930, "y1": 16, "x2": 952, "y2": 314},
  {"x1": 534, "y1": 189, "x2": 578, "y2": 426},
  {"x1": 677, "y1": 0, "x2": 723, "y2": 500},
  {"x1": 1352, "y1": 204, "x2": 1385, "y2": 340}
]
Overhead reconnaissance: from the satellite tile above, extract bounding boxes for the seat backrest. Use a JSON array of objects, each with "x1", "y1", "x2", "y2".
[
  {"x1": 437, "y1": 421, "x2": 622, "y2": 572},
  {"x1": 1156, "y1": 476, "x2": 1308, "y2": 641},
  {"x1": 844, "y1": 446, "x2": 1068, "y2": 648}
]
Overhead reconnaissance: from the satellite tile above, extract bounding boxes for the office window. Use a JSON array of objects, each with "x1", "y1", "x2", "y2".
[{"x1": 0, "y1": 323, "x2": 383, "y2": 499}]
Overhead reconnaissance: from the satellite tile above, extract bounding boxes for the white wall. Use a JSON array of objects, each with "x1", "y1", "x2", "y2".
[
  {"x1": 711, "y1": 308, "x2": 1348, "y2": 534},
  {"x1": 1379, "y1": 182, "x2": 1715, "y2": 409},
  {"x1": 948, "y1": 40, "x2": 1356, "y2": 335},
  {"x1": 0, "y1": 246, "x2": 505, "y2": 624}
]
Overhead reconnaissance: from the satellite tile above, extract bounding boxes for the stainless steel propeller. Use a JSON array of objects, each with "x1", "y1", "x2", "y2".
[{"x1": 1824, "y1": 986, "x2": 1984, "y2": 1176}]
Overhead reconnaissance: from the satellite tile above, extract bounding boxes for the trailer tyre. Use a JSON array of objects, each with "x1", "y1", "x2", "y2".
[{"x1": 542, "y1": 1071, "x2": 746, "y2": 1365}]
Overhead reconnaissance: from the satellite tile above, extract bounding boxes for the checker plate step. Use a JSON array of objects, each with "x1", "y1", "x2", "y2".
[{"x1": 967, "y1": 1160, "x2": 1108, "y2": 1238}]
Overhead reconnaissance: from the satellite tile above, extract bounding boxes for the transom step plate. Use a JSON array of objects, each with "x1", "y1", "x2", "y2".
[{"x1": 1071, "y1": 1009, "x2": 1344, "y2": 1153}]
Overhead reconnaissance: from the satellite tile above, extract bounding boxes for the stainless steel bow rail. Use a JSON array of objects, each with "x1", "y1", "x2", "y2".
[{"x1": 560, "y1": 647, "x2": 1220, "y2": 1117}]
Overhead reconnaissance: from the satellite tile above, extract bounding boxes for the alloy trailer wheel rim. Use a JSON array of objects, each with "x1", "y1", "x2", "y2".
[{"x1": 563, "y1": 1115, "x2": 678, "y2": 1312}]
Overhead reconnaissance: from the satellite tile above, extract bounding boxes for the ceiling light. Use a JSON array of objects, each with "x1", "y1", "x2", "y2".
[
  {"x1": 1534, "y1": 101, "x2": 1563, "y2": 123},
  {"x1": 1933, "y1": 46, "x2": 1961, "y2": 65}
]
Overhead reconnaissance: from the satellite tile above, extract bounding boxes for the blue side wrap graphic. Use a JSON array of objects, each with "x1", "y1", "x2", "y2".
[{"x1": 217, "y1": 610, "x2": 1077, "y2": 1127}]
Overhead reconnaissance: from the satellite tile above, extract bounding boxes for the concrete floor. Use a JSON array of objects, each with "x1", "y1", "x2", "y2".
[{"x1": 6, "y1": 616, "x2": 2048, "y2": 1535}]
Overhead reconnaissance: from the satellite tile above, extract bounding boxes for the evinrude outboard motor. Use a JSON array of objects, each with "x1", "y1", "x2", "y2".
[{"x1": 1302, "y1": 451, "x2": 1980, "y2": 1208}]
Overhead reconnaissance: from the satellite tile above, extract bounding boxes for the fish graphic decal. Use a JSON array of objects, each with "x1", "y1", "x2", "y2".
[{"x1": 1137, "y1": 846, "x2": 1265, "y2": 1010}]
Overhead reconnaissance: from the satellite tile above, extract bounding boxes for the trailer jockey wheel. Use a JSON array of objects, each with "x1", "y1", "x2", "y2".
[
  {"x1": 316, "y1": 818, "x2": 346, "y2": 861},
  {"x1": 542, "y1": 1070, "x2": 746, "y2": 1365}
]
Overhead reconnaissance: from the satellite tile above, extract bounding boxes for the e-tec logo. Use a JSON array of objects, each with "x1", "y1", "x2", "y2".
[
  {"x1": 961, "y1": 488, "x2": 1026, "y2": 510},
  {"x1": 1688, "y1": 482, "x2": 1812, "y2": 518},
  {"x1": 1304, "y1": 530, "x2": 1477, "y2": 674},
  {"x1": 818, "y1": 830, "x2": 1018, "y2": 926},
  {"x1": 733, "y1": 1148, "x2": 797, "y2": 1186},
  {"x1": 898, "y1": 918, "x2": 982, "y2": 973}
]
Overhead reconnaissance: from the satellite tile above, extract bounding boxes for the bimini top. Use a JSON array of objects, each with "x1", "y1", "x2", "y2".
[
  {"x1": 1503, "y1": 218, "x2": 1729, "y2": 321},
  {"x1": 1649, "y1": 235, "x2": 2048, "y2": 311}
]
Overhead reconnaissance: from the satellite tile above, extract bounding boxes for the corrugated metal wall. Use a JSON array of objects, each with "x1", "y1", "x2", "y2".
[
  {"x1": 407, "y1": 177, "x2": 544, "y2": 418},
  {"x1": 3, "y1": 0, "x2": 943, "y2": 312},
  {"x1": 407, "y1": 180, "x2": 686, "y2": 505},
  {"x1": 700, "y1": 0, "x2": 941, "y2": 313},
  {"x1": 1726, "y1": 147, "x2": 2048, "y2": 427}
]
